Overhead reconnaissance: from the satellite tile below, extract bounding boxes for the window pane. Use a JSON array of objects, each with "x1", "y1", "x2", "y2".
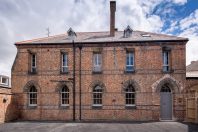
[
  {"x1": 94, "y1": 54, "x2": 102, "y2": 66},
  {"x1": 126, "y1": 52, "x2": 134, "y2": 65},
  {"x1": 32, "y1": 54, "x2": 36, "y2": 67},
  {"x1": 126, "y1": 54, "x2": 130, "y2": 65},
  {"x1": 94, "y1": 54, "x2": 97, "y2": 65},
  {"x1": 1, "y1": 78, "x2": 8, "y2": 84},
  {"x1": 126, "y1": 85, "x2": 135, "y2": 105},
  {"x1": 126, "y1": 66, "x2": 134, "y2": 71},
  {"x1": 98, "y1": 54, "x2": 101, "y2": 65},
  {"x1": 130, "y1": 53, "x2": 134, "y2": 65},
  {"x1": 163, "y1": 51, "x2": 170, "y2": 72},
  {"x1": 163, "y1": 51, "x2": 169, "y2": 65},
  {"x1": 93, "y1": 86, "x2": 102, "y2": 105},
  {"x1": 29, "y1": 86, "x2": 37, "y2": 106},
  {"x1": 61, "y1": 87, "x2": 69, "y2": 105},
  {"x1": 62, "y1": 54, "x2": 67, "y2": 66}
]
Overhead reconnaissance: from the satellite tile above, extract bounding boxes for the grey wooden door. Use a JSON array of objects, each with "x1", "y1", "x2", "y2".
[{"x1": 160, "y1": 92, "x2": 172, "y2": 120}]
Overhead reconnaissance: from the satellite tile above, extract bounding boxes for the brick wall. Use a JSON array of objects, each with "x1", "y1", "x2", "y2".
[
  {"x1": 12, "y1": 42, "x2": 187, "y2": 121},
  {"x1": 0, "y1": 87, "x2": 18, "y2": 123}
]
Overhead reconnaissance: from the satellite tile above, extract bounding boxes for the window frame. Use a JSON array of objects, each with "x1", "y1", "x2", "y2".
[
  {"x1": 93, "y1": 52, "x2": 102, "y2": 72},
  {"x1": 92, "y1": 86, "x2": 103, "y2": 107},
  {"x1": 126, "y1": 51, "x2": 135, "y2": 72},
  {"x1": 0, "y1": 76, "x2": 9, "y2": 86},
  {"x1": 60, "y1": 86, "x2": 70, "y2": 106},
  {"x1": 31, "y1": 53, "x2": 37, "y2": 73},
  {"x1": 162, "y1": 50, "x2": 170, "y2": 72},
  {"x1": 61, "y1": 53, "x2": 68, "y2": 73},
  {"x1": 28, "y1": 86, "x2": 37, "y2": 107},
  {"x1": 125, "y1": 85, "x2": 136, "y2": 107}
]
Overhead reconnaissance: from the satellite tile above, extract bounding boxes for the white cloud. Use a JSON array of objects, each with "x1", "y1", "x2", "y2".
[
  {"x1": 180, "y1": 9, "x2": 198, "y2": 30},
  {"x1": 0, "y1": 0, "x2": 194, "y2": 77},
  {"x1": 164, "y1": 21, "x2": 179, "y2": 33},
  {"x1": 172, "y1": 0, "x2": 187, "y2": 5},
  {"x1": 177, "y1": 9, "x2": 198, "y2": 65}
]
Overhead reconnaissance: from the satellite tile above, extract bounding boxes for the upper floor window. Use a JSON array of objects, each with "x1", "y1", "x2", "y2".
[
  {"x1": 31, "y1": 54, "x2": 36, "y2": 73},
  {"x1": 61, "y1": 53, "x2": 68, "y2": 73},
  {"x1": 61, "y1": 86, "x2": 69, "y2": 106},
  {"x1": 125, "y1": 85, "x2": 135, "y2": 106},
  {"x1": 0, "y1": 76, "x2": 9, "y2": 86},
  {"x1": 29, "y1": 86, "x2": 37, "y2": 106},
  {"x1": 163, "y1": 51, "x2": 170, "y2": 72},
  {"x1": 126, "y1": 52, "x2": 134, "y2": 72},
  {"x1": 93, "y1": 85, "x2": 102, "y2": 107},
  {"x1": 93, "y1": 53, "x2": 102, "y2": 72}
]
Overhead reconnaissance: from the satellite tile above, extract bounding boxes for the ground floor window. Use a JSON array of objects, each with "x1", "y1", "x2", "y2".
[
  {"x1": 125, "y1": 85, "x2": 135, "y2": 106},
  {"x1": 29, "y1": 86, "x2": 37, "y2": 106},
  {"x1": 61, "y1": 86, "x2": 69, "y2": 106},
  {"x1": 93, "y1": 85, "x2": 102, "y2": 106}
]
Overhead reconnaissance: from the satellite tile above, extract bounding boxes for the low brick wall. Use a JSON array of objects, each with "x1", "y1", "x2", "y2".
[{"x1": 0, "y1": 87, "x2": 18, "y2": 123}]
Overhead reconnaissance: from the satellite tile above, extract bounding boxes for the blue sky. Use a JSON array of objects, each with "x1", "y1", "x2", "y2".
[{"x1": 0, "y1": 0, "x2": 198, "y2": 77}]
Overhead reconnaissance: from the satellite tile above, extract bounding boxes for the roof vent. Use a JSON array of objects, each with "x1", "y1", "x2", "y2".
[
  {"x1": 67, "y1": 28, "x2": 77, "y2": 40},
  {"x1": 141, "y1": 34, "x2": 151, "y2": 37},
  {"x1": 123, "y1": 25, "x2": 133, "y2": 38}
]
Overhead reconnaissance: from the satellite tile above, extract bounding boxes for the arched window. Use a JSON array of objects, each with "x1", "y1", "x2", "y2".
[
  {"x1": 161, "y1": 84, "x2": 171, "y2": 92},
  {"x1": 125, "y1": 85, "x2": 135, "y2": 106},
  {"x1": 61, "y1": 86, "x2": 69, "y2": 106},
  {"x1": 29, "y1": 86, "x2": 37, "y2": 106},
  {"x1": 93, "y1": 85, "x2": 102, "y2": 106}
]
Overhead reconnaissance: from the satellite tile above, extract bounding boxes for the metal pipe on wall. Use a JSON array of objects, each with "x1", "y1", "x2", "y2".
[
  {"x1": 73, "y1": 40, "x2": 76, "y2": 121},
  {"x1": 79, "y1": 45, "x2": 82, "y2": 120}
]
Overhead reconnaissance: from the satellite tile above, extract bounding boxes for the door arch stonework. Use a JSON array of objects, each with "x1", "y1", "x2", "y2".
[{"x1": 152, "y1": 75, "x2": 182, "y2": 93}]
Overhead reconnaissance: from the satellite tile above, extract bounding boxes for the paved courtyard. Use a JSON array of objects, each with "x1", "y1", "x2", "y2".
[{"x1": 0, "y1": 121, "x2": 197, "y2": 132}]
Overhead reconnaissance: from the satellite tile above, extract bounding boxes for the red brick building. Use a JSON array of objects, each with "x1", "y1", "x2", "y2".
[{"x1": 12, "y1": 1, "x2": 188, "y2": 121}]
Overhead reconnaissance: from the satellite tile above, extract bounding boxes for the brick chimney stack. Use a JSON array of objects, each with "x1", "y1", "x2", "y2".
[{"x1": 110, "y1": 1, "x2": 116, "y2": 37}]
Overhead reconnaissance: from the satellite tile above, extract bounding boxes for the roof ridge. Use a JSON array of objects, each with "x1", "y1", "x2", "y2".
[
  {"x1": 15, "y1": 31, "x2": 123, "y2": 44},
  {"x1": 15, "y1": 30, "x2": 188, "y2": 45}
]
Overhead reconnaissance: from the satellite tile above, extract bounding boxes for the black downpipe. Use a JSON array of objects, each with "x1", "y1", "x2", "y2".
[
  {"x1": 79, "y1": 45, "x2": 82, "y2": 120},
  {"x1": 73, "y1": 40, "x2": 76, "y2": 121}
]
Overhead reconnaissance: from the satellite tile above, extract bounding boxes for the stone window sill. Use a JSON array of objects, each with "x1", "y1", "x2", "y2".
[
  {"x1": 162, "y1": 69, "x2": 174, "y2": 73},
  {"x1": 92, "y1": 71, "x2": 103, "y2": 74},
  {"x1": 60, "y1": 71, "x2": 69, "y2": 74},
  {"x1": 60, "y1": 105, "x2": 70, "y2": 109},
  {"x1": 125, "y1": 105, "x2": 136, "y2": 109},
  {"x1": 27, "y1": 105, "x2": 37, "y2": 109},
  {"x1": 92, "y1": 105, "x2": 102, "y2": 109},
  {"x1": 28, "y1": 71, "x2": 37, "y2": 75},
  {"x1": 124, "y1": 70, "x2": 135, "y2": 74}
]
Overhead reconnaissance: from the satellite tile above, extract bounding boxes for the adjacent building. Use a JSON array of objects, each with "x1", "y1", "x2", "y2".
[
  {"x1": 11, "y1": 1, "x2": 188, "y2": 121},
  {"x1": 0, "y1": 75, "x2": 16, "y2": 123},
  {"x1": 186, "y1": 60, "x2": 198, "y2": 95},
  {"x1": 185, "y1": 61, "x2": 198, "y2": 123}
]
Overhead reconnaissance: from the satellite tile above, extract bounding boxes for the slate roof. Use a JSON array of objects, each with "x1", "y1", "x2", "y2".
[
  {"x1": 16, "y1": 30, "x2": 188, "y2": 45},
  {"x1": 187, "y1": 61, "x2": 198, "y2": 72}
]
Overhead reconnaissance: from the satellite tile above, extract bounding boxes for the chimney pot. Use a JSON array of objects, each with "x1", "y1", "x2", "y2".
[{"x1": 110, "y1": 1, "x2": 116, "y2": 37}]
